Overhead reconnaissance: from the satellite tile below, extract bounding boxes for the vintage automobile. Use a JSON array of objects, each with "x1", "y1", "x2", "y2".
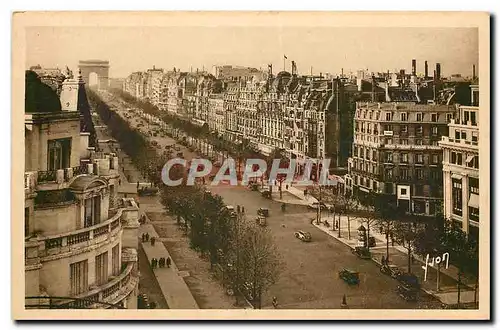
[
  {"x1": 397, "y1": 284, "x2": 418, "y2": 301},
  {"x1": 380, "y1": 264, "x2": 401, "y2": 279},
  {"x1": 338, "y1": 268, "x2": 360, "y2": 285},
  {"x1": 352, "y1": 246, "x2": 372, "y2": 259},
  {"x1": 261, "y1": 191, "x2": 272, "y2": 199},
  {"x1": 255, "y1": 216, "x2": 267, "y2": 227},
  {"x1": 257, "y1": 207, "x2": 269, "y2": 217},
  {"x1": 397, "y1": 273, "x2": 421, "y2": 289},
  {"x1": 138, "y1": 186, "x2": 159, "y2": 197},
  {"x1": 248, "y1": 182, "x2": 259, "y2": 191},
  {"x1": 294, "y1": 230, "x2": 312, "y2": 242}
]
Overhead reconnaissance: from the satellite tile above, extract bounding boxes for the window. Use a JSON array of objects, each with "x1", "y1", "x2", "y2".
[
  {"x1": 451, "y1": 151, "x2": 463, "y2": 165},
  {"x1": 84, "y1": 196, "x2": 101, "y2": 227},
  {"x1": 373, "y1": 181, "x2": 378, "y2": 191},
  {"x1": 401, "y1": 125, "x2": 408, "y2": 133},
  {"x1": 472, "y1": 132, "x2": 478, "y2": 143},
  {"x1": 385, "y1": 152, "x2": 393, "y2": 162},
  {"x1": 47, "y1": 138, "x2": 72, "y2": 170},
  {"x1": 432, "y1": 154, "x2": 439, "y2": 164},
  {"x1": 386, "y1": 138, "x2": 393, "y2": 145},
  {"x1": 385, "y1": 112, "x2": 392, "y2": 121},
  {"x1": 401, "y1": 139, "x2": 409, "y2": 145},
  {"x1": 401, "y1": 112, "x2": 408, "y2": 121},
  {"x1": 455, "y1": 130, "x2": 461, "y2": 140},
  {"x1": 416, "y1": 126, "x2": 423, "y2": 134},
  {"x1": 70, "y1": 260, "x2": 88, "y2": 295},
  {"x1": 372, "y1": 151, "x2": 377, "y2": 161},
  {"x1": 112, "y1": 244, "x2": 120, "y2": 275},
  {"x1": 95, "y1": 252, "x2": 108, "y2": 285},
  {"x1": 431, "y1": 113, "x2": 438, "y2": 122},
  {"x1": 461, "y1": 131, "x2": 467, "y2": 140},
  {"x1": 452, "y1": 179, "x2": 463, "y2": 216},
  {"x1": 463, "y1": 111, "x2": 470, "y2": 125},
  {"x1": 24, "y1": 207, "x2": 29, "y2": 237},
  {"x1": 469, "y1": 177, "x2": 479, "y2": 194},
  {"x1": 416, "y1": 154, "x2": 424, "y2": 164},
  {"x1": 471, "y1": 111, "x2": 477, "y2": 126},
  {"x1": 431, "y1": 126, "x2": 438, "y2": 135},
  {"x1": 446, "y1": 113, "x2": 454, "y2": 122},
  {"x1": 415, "y1": 169, "x2": 424, "y2": 180},
  {"x1": 400, "y1": 168, "x2": 409, "y2": 179},
  {"x1": 467, "y1": 155, "x2": 479, "y2": 169},
  {"x1": 385, "y1": 168, "x2": 393, "y2": 180},
  {"x1": 384, "y1": 124, "x2": 393, "y2": 131},
  {"x1": 401, "y1": 153, "x2": 408, "y2": 163},
  {"x1": 430, "y1": 170, "x2": 441, "y2": 181},
  {"x1": 416, "y1": 113, "x2": 423, "y2": 121},
  {"x1": 416, "y1": 139, "x2": 423, "y2": 145}
]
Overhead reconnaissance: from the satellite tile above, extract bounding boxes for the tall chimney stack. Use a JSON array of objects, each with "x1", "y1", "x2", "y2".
[
  {"x1": 436, "y1": 63, "x2": 441, "y2": 80},
  {"x1": 412, "y1": 59, "x2": 416, "y2": 76},
  {"x1": 473, "y1": 64, "x2": 476, "y2": 80},
  {"x1": 424, "y1": 61, "x2": 428, "y2": 78}
]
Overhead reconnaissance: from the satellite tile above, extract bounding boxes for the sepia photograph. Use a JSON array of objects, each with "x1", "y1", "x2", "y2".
[{"x1": 11, "y1": 11, "x2": 490, "y2": 320}]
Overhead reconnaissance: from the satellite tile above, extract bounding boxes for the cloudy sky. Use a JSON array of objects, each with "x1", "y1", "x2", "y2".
[{"x1": 26, "y1": 26, "x2": 478, "y2": 78}]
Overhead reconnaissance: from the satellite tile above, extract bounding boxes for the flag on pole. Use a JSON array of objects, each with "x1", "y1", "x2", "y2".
[{"x1": 284, "y1": 55, "x2": 287, "y2": 59}]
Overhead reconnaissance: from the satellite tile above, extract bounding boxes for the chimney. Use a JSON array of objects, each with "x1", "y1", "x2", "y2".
[
  {"x1": 473, "y1": 64, "x2": 476, "y2": 80},
  {"x1": 412, "y1": 59, "x2": 416, "y2": 76},
  {"x1": 424, "y1": 61, "x2": 429, "y2": 78},
  {"x1": 436, "y1": 63, "x2": 441, "y2": 80}
]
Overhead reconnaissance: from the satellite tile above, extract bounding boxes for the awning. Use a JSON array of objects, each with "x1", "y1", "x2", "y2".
[
  {"x1": 328, "y1": 174, "x2": 345, "y2": 184},
  {"x1": 466, "y1": 155, "x2": 474, "y2": 163},
  {"x1": 451, "y1": 173, "x2": 463, "y2": 180},
  {"x1": 359, "y1": 187, "x2": 369, "y2": 193},
  {"x1": 468, "y1": 193, "x2": 479, "y2": 208}
]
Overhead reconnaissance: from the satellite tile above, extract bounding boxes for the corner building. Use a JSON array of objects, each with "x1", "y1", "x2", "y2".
[{"x1": 24, "y1": 72, "x2": 139, "y2": 309}]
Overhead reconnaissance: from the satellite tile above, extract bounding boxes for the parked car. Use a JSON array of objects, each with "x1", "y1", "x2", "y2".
[
  {"x1": 352, "y1": 246, "x2": 372, "y2": 259},
  {"x1": 294, "y1": 230, "x2": 312, "y2": 242},
  {"x1": 338, "y1": 268, "x2": 360, "y2": 285},
  {"x1": 380, "y1": 264, "x2": 401, "y2": 279},
  {"x1": 257, "y1": 207, "x2": 269, "y2": 217},
  {"x1": 138, "y1": 186, "x2": 159, "y2": 197},
  {"x1": 397, "y1": 273, "x2": 420, "y2": 289}
]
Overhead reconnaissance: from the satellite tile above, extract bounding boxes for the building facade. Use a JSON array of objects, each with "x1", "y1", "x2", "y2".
[
  {"x1": 347, "y1": 102, "x2": 456, "y2": 216},
  {"x1": 25, "y1": 72, "x2": 139, "y2": 309},
  {"x1": 440, "y1": 104, "x2": 479, "y2": 241}
]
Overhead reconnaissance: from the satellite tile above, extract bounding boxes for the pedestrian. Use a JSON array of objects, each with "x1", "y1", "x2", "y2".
[
  {"x1": 119, "y1": 179, "x2": 121, "y2": 185},
  {"x1": 379, "y1": 226, "x2": 383, "y2": 234},
  {"x1": 166, "y1": 256, "x2": 172, "y2": 268},
  {"x1": 145, "y1": 233, "x2": 150, "y2": 242},
  {"x1": 151, "y1": 237, "x2": 156, "y2": 246},
  {"x1": 241, "y1": 206, "x2": 245, "y2": 213},
  {"x1": 381, "y1": 256, "x2": 386, "y2": 265},
  {"x1": 286, "y1": 184, "x2": 289, "y2": 190},
  {"x1": 272, "y1": 296, "x2": 278, "y2": 309},
  {"x1": 141, "y1": 233, "x2": 145, "y2": 242},
  {"x1": 151, "y1": 258, "x2": 155, "y2": 269},
  {"x1": 160, "y1": 258, "x2": 165, "y2": 268}
]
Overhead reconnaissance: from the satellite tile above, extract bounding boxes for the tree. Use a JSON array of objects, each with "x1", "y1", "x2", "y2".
[
  {"x1": 238, "y1": 220, "x2": 283, "y2": 309},
  {"x1": 373, "y1": 198, "x2": 402, "y2": 263},
  {"x1": 441, "y1": 220, "x2": 479, "y2": 306},
  {"x1": 392, "y1": 220, "x2": 424, "y2": 274},
  {"x1": 359, "y1": 207, "x2": 379, "y2": 252}
]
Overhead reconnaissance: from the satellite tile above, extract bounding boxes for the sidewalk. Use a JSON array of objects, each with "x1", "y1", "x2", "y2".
[
  {"x1": 257, "y1": 184, "x2": 318, "y2": 206},
  {"x1": 313, "y1": 215, "x2": 478, "y2": 307},
  {"x1": 140, "y1": 223, "x2": 199, "y2": 309}
]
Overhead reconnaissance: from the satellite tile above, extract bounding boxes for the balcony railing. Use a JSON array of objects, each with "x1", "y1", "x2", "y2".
[
  {"x1": 42, "y1": 209, "x2": 123, "y2": 253},
  {"x1": 37, "y1": 170, "x2": 57, "y2": 183}
]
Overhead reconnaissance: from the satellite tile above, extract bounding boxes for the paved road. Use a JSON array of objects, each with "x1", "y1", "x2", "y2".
[
  {"x1": 210, "y1": 184, "x2": 442, "y2": 309},
  {"x1": 98, "y1": 90, "x2": 442, "y2": 309}
]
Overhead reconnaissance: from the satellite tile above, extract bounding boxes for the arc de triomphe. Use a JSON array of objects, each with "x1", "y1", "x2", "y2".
[{"x1": 78, "y1": 60, "x2": 110, "y2": 90}]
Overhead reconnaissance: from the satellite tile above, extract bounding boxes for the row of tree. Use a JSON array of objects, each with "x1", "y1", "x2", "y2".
[{"x1": 90, "y1": 88, "x2": 282, "y2": 308}]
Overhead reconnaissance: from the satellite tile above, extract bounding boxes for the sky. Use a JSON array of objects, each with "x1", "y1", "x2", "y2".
[{"x1": 26, "y1": 26, "x2": 479, "y2": 79}]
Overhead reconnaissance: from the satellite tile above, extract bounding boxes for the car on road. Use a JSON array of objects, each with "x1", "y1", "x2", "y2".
[
  {"x1": 338, "y1": 268, "x2": 360, "y2": 285},
  {"x1": 397, "y1": 273, "x2": 420, "y2": 290},
  {"x1": 257, "y1": 207, "x2": 269, "y2": 217},
  {"x1": 307, "y1": 201, "x2": 332, "y2": 211},
  {"x1": 294, "y1": 230, "x2": 312, "y2": 242},
  {"x1": 380, "y1": 264, "x2": 401, "y2": 279},
  {"x1": 174, "y1": 145, "x2": 181, "y2": 151},
  {"x1": 261, "y1": 190, "x2": 272, "y2": 199},
  {"x1": 352, "y1": 246, "x2": 372, "y2": 259},
  {"x1": 397, "y1": 284, "x2": 418, "y2": 301}
]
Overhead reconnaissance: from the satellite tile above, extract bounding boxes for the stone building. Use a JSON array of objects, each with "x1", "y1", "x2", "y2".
[
  {"x1": 440, "y1": 100, "x2": 479, "y2": 241},
  {"x1": 24, "y1": 72, "x2": 139, "y2": 309},
  {"x1": 347, "y1": 101, "x2": 456, "y2": 215}
]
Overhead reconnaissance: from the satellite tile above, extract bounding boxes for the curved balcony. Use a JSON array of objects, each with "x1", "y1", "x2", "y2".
[
  {"x1": 40, "y1": 209, "x2": 123, "y2": 258},
  {"x1": 26, "y1": 260, "x2": 138, "y2": 309}
]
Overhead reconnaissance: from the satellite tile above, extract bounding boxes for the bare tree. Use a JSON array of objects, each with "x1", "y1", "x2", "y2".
[{"x1": 238, "y1": 220, "x2": 283, "y2": 309}]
